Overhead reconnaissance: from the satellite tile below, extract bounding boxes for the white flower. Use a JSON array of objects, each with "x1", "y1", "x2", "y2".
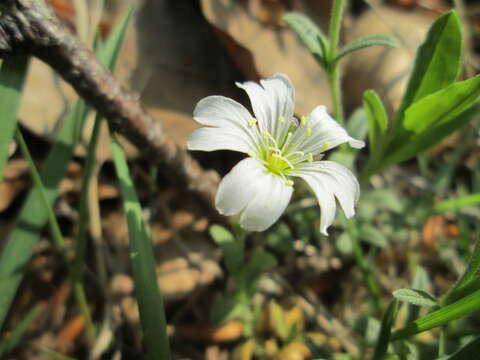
[{"x1": 188, "y1": 74, "x2": 364, "y2": 235}]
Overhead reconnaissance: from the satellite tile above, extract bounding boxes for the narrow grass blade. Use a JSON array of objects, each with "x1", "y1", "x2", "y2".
[
  {"x1": 110, "y1": 134, "x2": 171, "y2": 359},
  {"x1": 372, "y1": 299, "x2": 399, "y2": 360},
  {"x1": 0, "y1": 101, "x2": 88, "y2": 330},
  {"x1": 0, "y1": 305, "x2": 39, "y2": 358},
  {"x1": 435, "y1": 193, "x2": 480, "y2": 213},
  {"x1": 97, "y1": 7, "x2": 133, "y2": 68},
  {"x1": 0, "y1": 57, "x2": 29, "y2": 181},
  {"x1": 438, "y1": 337, "x2": 480, "y2": 360},
  {"x1": 391, "y1": 289, "x2": 480, "y2": 340},
  {"x1": 441, "y1": 238, "x2": 480, "y2": 306}
]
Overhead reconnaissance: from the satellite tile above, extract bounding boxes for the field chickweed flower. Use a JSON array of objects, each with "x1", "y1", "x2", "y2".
[{"x1": 188, "y1": 74, "x2": 364, "y2": 234}]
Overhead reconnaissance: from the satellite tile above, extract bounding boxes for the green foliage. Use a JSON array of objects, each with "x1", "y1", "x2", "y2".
[
  {"x1": 282, "y1": 12, "x2": 329, "y2": 68},
  {"x1": 435, "y1": 193, "x2": 480, "y2": 213},
  {"x1": 441, "y1": 238, "x2": 480, "y2": 306},
  {"x1": 372, "y1": 300, "x2": 399, "y2": 360},
  {"x1": 110, "y1": 134, "x2": 171, "y2": 359},
  {"x1": 0, "y1": 57, "x2": 29, "y2": 181},
  {"x1": 0, "y1": 306, "x2": 39, "y2": 358},
  {"x1": 210, "y1": 225, "x2": 244, "y2": 274},
  {"x1": 392, "y1": 289, "x2": 480, "y2": 340},
  {"x1": 437, "y1": 337, "x2": 480, "y2": 360},
  {"x1": 362, "y1": 10, "x2": 480, "y2": 178},
  {"x1": 0, "y1": 100, "x2": 88, "y2": 330},
  {"x1": 397, "y1": 10, "x2": 462, "y2": 115},
  {"x1": 363, "y1": 90, "x2": 388, "y2": 162},
  {"x1": 284, "y1": 12, "x2": 398, "y2": 71},
  {"x1": 335, "y1": 34, "x2": 399, "y2": 63},
  {"x1": 392, "y1": 289, "x2": 438, "y2": 308}
]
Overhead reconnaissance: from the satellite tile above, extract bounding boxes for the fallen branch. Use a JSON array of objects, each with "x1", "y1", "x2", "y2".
[{"x1": 0, "y1": 0, "x2": 219, "y2": 203}]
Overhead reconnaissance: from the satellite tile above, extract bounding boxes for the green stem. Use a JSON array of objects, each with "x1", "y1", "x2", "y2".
[
  {"x1": 15, "y1": 128, "x2": 96, "y2": 345},
  {"x1": 328, "y1": 66, "x2": 344, "y2": 125},
  {"x1": 348, "y1": 223, "x2": 383, "y2": 314},
  {"x1": 328, "y1": 0, "x2": 345, "y2": 61},
  {"x1": 327, "y1": 0, "x2": 345, "y2": 125}
]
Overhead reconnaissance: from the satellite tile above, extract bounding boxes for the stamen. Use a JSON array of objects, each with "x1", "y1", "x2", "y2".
[
  {"x1": 307, "y1": 153, "x2": 313, "y2": 162},
  {"x1": 285, "y1": 179, "x2": 294, "y2": 187},
  {"x1": 278, "y1": 116, "x2": 286, "y2": 122},
  {"x1": 280, "y1": 132, "x2": 293, "y2": 152},
  {"x1": 248, "y1": 118, "x2": 257, "y2": 127},
  {"x1": 305, "y1": 127, "x2": 312, "y2": 137},
  {"x1": 300, "y1": 115, "x2": 308, "y2": 126},
  {"x1": 322, "y1": 142, "x2": 330, "y2": 152}
]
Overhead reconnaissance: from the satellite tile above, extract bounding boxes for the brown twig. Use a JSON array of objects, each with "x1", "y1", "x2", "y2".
[{"x1": 0, "y1": 0, "x2": 219, "y2": 203}]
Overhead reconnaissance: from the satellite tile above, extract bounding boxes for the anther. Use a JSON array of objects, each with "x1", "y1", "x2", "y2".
[
  {"x1": 300, "y1": 116, "x2": 307, "y2": 126},
  {"x1": 305, "y1": 127, "x2": 312, "y2": 137},
  {"x1": 248, "y1": 118, "x2": 257, "y2": 127},
  {"x1": 285, "y1": 179, "x2": 294, "y2": 187},
  {"x1": 278, "y1": 116, "x2": 286, "y2": 122},
  {"x1": 307, "y1": 153, "x2": 313, "y2": 162},
  {"x1": 322, "y1": 142, "x2": 330, "y2": 151}
]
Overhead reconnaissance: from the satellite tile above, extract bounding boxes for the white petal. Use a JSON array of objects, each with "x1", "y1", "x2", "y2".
[
  {"x1": 193, "y1": 96, "x2": 251, "y2": 129},
  {"x1": 215, "y1": 158, "x2": 266, "y2": 216},
  {"x1": 216, "y1": 157, "x2": 293, "y2": 231},
  {"x1": 293, "y1": 161, "x2": 360, "y2": 235},
  {"x1": 300, "y1": 106, "x2": 365, "y2": 155},
  {"x1": 236, "y1": 80, "x2": 272, "y2": 133},
  {"x1": 189, "y1": 95, "x2": 259, "y2": 152},
  {"x1": 260, "y1": 74, "x2": 295, "y2": 138},
  {"x1": 188, "y1": 128, "x2": 252, "y2": 153},
  {"x1": 239, "y1": 170, "x2": 293, "y2": 232}
]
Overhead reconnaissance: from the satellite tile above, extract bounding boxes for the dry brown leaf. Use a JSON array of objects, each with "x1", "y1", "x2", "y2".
[
  {"x1": 175, "y1": 321, "x2": 244, "y2": 343},
  {"x1": 200, "y1": 0, "x2": 332, "y2": 115}
]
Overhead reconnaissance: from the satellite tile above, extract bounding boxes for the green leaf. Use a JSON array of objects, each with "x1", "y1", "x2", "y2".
[
  {"x1": 336, "y1": 34, "x2": 399, "y2": 63},
  {"x1": 437, "y1": 337, "x2": 480, "y2": 360},
  {"x1": 406, "y1": 266, "x2": 431, "y2": 323},
  {"x1": 283, "y1": 12, "x2": 329, "y2": 68},
  {"x1": 110, "y1": 134, "x2": 171, "y2": 359},
  {"x1": 372, "y1": 299, "x2": 399, "y2": 360},
  {"x1": 382, "y1": 79, "x2": 480, "y2": 168},
  {"x1": 209, "y1": 225, "x2": 243, "y2": 275},
  {"x1": 392, "y1": 289, "x2": 480, "y2": 341},
  {"x1": 347, "y1": 108, "x2": 368, "y2": 140},
  {"x1": 435, "y1": 193, "x2": 480, "y2": 213},
  {"x1": 359, "y1": 224, "x2": 387, "y2": 248},
  {"x1": 393, "y1": 289, "x2": 438, "y2": 308},
  {"x1": 210, "y1": 295, "x2": 246, "y2": 325},
  {"x1": 0, "y1": 305, "x2": 39, "y2": 358},
  {"x1": 404, "y1": 75, "x2": 480, "y2": 134},
  {"x1": 244, "y1": 251, "x2": 277, "y2": 293},
  {"x1": 0, "y1": 57, "x2": 29, "y2": 181},
  {"x1": 363, "y1": 90, "x2": 388, "y2": 154},
  {"x1": 397, "y1": 10, "x2": 462, "y2": 115}
]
